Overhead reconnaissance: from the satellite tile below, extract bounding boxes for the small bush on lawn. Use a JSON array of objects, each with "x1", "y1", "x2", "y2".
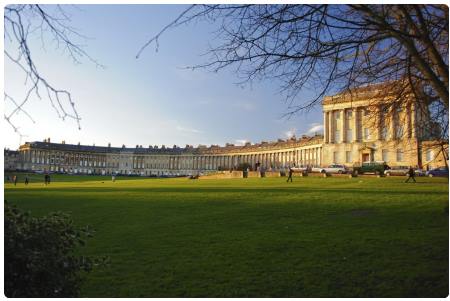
[{"x1": 4, "y1": 201, "x2": 108, "y2": 297}]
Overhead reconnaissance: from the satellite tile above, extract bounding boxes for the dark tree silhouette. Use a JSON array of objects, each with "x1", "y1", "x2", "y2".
[{"x1": 137, "y1": 5, "x2": 448, "y2": 143}]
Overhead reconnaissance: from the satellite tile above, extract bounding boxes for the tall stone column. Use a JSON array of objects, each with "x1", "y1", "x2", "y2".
[
  {"x1": 324, "y1": 111, "x2": 329, "y2": 143},
  {"x1": 317, "y1": 147, "x2": 322, "y2": 166},
  {"x1": 375, "y1": 106, "x2": 382, "y2": 140},
  {"x1": 406, "y1": 102, "x2": 412, "y2": 138},
  {"x1": 390, "y1": 107, "x2": 396, "y2": 140},
  {"x1": 353, "y1": 107, "x2": 358, "y2": 142},
  {"x1": 341, "y1": 110, "x2": 346, "y2": 143},
  {"x1": 329, "y1": 111, "x2": 334, "y2": 143},
  {"x1": 411, "y1": 102, "x2": 416, "y2": 138}
]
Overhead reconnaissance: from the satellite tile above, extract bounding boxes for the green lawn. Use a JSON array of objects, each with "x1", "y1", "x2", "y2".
[{"x1": 4, "y1": 175, "x2": 449, "y2": 297}]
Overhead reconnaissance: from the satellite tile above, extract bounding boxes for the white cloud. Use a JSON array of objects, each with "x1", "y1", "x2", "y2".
[
  {"x1": 235, "y1": 139, "x2": 248, "y2": 146},
  {"x1": 284, "y1": 128, "x2": 297, "y2": 139},
  {"x1": 306, "y1": 123, "x2": 324, "y2": 134},
  {"x1": 175, "y1": 125, "x2": 203, "y2": 134}
]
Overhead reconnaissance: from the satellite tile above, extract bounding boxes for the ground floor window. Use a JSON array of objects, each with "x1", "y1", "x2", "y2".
[
  {"x1": 382, "y1": 149, "x2": 388, "y2": 162},
  {"x1": 346, "y1": 151, "x2": 352, "y2": 163},
  {"x1": 333, "y1": 151, "x2": 339, "y2": 163}
]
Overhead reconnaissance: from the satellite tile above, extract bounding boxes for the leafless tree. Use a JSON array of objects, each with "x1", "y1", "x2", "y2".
[
  {"x1": 4, "y1": 4, "x2": 100, "y2": 139},
  {"x1": 137, "y1": 5, "x2": 448, "y2": 144}
]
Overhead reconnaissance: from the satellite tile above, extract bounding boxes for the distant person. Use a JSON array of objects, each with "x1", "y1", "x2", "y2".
[
  {"x1": 13, "y1": 175, "x2": 17, "y2": 186},
  {"x1": 112, "y1": 175, "x2": 116, "y2": 182},
  {"x1": 25, "y1": 175, "x2": 29, "y2": 185},
  {"x1": 405, "y1": 166, "x2": 416, "y2": 183},
  {"x1": 286, "y1": 167, "x2": 294, "y2": 183},
  {"x1": 47, "y1": 174, "x2": 51, "y2": 184},
  {"x1": 44, "y1": 174, "x2": 48, "y2": 185}
]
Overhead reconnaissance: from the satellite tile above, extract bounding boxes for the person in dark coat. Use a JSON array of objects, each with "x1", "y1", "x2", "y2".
[
  {"x1": 405, "y1": 166, "x2": 416, "y2": 183},
  {"x1": 286, "y1": 167, "x2": 294, "y2": 183},
  {"x1": 25, "y1": 175, "x2": 29, "y2": 185},
  {"x1": 13, "y1": 175, "x2": 17, "y2": 186}
]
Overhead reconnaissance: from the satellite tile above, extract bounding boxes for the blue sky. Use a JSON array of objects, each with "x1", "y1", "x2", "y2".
[{"x1": 4, "y1": 5, "x2": 324, "y2": 149}]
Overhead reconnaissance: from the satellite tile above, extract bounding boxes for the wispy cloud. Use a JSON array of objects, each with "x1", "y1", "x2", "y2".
[
  {"x1": 306, "y1": 123, "x2": 324, "y2": 134},
  {"x1": 176, "y1": 125, "x2": 203, "y2": 134}
]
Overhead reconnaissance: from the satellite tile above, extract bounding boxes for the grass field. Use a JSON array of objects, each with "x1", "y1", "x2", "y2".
[{"x1": 4, "y1": 174, "x2": 449, "y2": 297}]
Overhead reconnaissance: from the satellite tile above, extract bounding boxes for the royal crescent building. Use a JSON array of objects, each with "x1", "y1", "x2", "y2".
[{"x1": 7, "y1": 85, "x2": 448, "y2": 175}]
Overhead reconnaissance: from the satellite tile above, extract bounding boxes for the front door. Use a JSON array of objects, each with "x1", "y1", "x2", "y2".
[{"x1": 362, "y1": 153, "x2": 370, "y2": 162}]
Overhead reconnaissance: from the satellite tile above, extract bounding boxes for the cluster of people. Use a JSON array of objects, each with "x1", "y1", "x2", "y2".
[{"x1": 6, "y1": 174, "x2": 30, "y2": 185}]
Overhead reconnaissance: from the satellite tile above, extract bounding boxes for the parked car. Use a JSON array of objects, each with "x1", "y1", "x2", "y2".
[
  {"x1": 414, "y1": 169, "x2": 426, "y2": 177},
  {"x1": 355, "y1": 161, "x2": 386, "y2": 175},
  {"x1": 310, "y1": 166, "x2": 324, "y2": 173},
  {"x1": 426, "y1": 167, "x2": 449, "y2": 177},
  {"x1": 291, "y1": 166, "x2": 308, "y2": 172},
  {"x1": 318, "y1": 164, "x2": 348, "y2": 174},
  {"x1": 384, "y1": 166, "x2": 409, "y2": 176}
]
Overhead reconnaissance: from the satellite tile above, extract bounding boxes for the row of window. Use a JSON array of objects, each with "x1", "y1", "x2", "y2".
[
  {"x1": 333, "y1": 149, "x2": 405, "y2": 164},
  {"x1": 333, "y1": 149, "x2": 434, "y2": 164},
  {"x1": 333, "y1": 125, "x2": 407, "y2": 143}
]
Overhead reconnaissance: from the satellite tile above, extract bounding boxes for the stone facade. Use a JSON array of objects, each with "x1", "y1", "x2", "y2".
[
  {"x1": 322, "y1": 84, "x2": 447, "y2": 169},
  {"x1": 6, "y1": 84, "x2": 448, "y2": 175},
  {"x1": 4, "y1": 149, "x2": 20, "y2": 171},
  {"x1": 14, "y1": 136, "x2": 323, "y2": 176}
]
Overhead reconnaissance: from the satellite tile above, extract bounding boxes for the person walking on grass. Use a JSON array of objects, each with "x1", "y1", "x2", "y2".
[
  {"x1": 405, "y1": 166, "x2": 416, "y2": 183},
  {"x1": 287, "y1": 166, "x2": 294, "y2": 183},
  {"x1": 13, "y1": 175, "x2": 17, "y2": 186},
  {"x1": 25, "y1": 175, "x2": 29, "y2": 186}
]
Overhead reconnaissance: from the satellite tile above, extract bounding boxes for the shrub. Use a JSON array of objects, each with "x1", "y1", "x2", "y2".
[{"x1": 4, "y1": 201, "x2": 107, "y2": 297}]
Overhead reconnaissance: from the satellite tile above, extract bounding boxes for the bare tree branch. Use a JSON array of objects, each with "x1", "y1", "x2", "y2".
[
  {"x1": 4, "y1": 4, "x2": 102, "y2": 136},
  {"x1": 137, "y1": 4, "x2": 448, "y2": 142}
]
